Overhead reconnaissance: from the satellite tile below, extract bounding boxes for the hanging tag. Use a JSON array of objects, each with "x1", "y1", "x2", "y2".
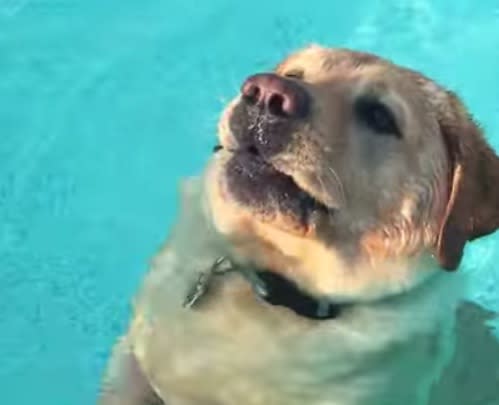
[
  {"x1": 183, "y1": 257, "x2": 269, "y2": 309},
  {"x1": 183, "y1": 270, "x2": 214, "y2": 309},
  {"x1": 182, "y1": 257, "x2": 232, "y2": 309}
]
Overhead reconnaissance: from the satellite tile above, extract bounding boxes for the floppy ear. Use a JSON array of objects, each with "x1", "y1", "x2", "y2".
[{"x1": 436, "y1": 92, "x2": 499, "y2": 270}]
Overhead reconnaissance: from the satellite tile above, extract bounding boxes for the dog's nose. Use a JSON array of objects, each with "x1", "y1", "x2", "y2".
[{"x1": 241, "y1": 73, "x2": 309, "y2": 118}]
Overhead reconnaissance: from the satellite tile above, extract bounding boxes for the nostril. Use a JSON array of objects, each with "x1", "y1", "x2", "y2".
[
  {"x1": 247, "y1": 145, "x2": 260, "y2": 155},
  {"x1": 241, "y1": 73, "x2": 310, "y2": 118},
  {"x1": 267, "y1": 93, "x2": 286, "y2": 116},
  {"x1": 242, "y1": 83, "x2": 261, "y2": 106}
]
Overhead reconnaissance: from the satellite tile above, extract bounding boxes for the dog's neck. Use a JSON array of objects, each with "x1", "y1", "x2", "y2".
[
  {"x1": 131, "y1": 177, "x2": 467, "y2": 405},
  {"x1": 133, "y1": 239, "x2": 466, "y2": 405}
]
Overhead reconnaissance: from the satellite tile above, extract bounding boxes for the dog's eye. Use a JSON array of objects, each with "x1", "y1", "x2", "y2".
[
  {"x1": 355, "y1": 97, "x2": 401, "y2": 137},
  {"x1": 284, "y1": 69, "x2": 304, "y2": 80}
]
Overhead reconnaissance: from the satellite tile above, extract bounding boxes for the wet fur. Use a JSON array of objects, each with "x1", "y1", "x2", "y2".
[{"x1": 99, "y1": 46, "x2": 499, "y2": 405}]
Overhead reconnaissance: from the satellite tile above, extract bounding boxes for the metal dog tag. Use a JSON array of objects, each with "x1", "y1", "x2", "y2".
[
  {"x1": 182, "y1": 256, "x2": 231, "y2": 309},
  {"x1": 183, "y1": 271, "x2": 214, "y2": 309},
  {"x1": 182, "y1": 256, "x2": 269, "y2": 309}
]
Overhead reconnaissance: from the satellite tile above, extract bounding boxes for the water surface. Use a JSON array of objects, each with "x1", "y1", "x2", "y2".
[{"x1": 1, "y1": 1, "x2": 498, "y2": 404}]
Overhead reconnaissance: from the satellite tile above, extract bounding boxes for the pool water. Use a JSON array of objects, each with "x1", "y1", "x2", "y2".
[{"x1": 1, "y1": 1, "x2": 498, "y2": 404}]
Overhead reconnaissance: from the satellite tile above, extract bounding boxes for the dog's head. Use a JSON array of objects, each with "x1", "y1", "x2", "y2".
[{"x1": 206, "y1": 45, "x2": 499, "y2": 303}]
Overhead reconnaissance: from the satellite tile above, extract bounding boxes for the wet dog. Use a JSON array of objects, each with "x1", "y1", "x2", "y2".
[{"x1": 99, "y1": 45, "x2": 499, "y2": 405}]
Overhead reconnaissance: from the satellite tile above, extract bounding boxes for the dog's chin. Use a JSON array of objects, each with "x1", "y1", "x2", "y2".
[{"x1": 219, "y1": 149, "x2": 333, "y2": 237}]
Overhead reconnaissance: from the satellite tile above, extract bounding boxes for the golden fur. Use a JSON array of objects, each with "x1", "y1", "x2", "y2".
[{"x1": 99, "y1": 45, "x2": 499, "y2": 405}]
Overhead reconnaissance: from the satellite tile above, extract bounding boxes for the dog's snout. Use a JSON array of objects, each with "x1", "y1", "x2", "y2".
[{"x1": 241, "y1": 73, "x2": 309, "y2": 118}]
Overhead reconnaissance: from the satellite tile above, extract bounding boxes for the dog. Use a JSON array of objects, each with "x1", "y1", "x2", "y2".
[{"x1": 99, "y1": 45, "x2": 499, "y2": 405}]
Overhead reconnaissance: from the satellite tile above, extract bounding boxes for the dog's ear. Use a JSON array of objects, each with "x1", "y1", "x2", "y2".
[{"x1": 436, "y1": 91, "x2": 499, "y2": 270}]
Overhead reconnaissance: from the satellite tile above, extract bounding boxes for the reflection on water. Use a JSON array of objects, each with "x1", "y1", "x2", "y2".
[{"x1": 430, "y1": 302, "x2": 499, "y2": 404}]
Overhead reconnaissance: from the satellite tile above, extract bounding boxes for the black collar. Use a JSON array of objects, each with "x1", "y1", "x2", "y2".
[
  {"x1": 255, "y1": 271, "x2": 344, "y2": 320},
  {"x1": 182, "y1": 258, "x2": 345, "y2": 320}
]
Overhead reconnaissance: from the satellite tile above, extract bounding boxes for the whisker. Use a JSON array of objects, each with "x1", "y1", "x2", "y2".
[
  {"x1": 327, "y1": 166, "x2": 347, "y2": 207},
  {"x1": 310, "y1": 125, "x2": 347, "y2": 208},
  {"x1": 316, "y1": 173, "x2": 337, "y2": 223},
  {"x1": 317, "y1": 174, "x2": 330, "y2": 203}
]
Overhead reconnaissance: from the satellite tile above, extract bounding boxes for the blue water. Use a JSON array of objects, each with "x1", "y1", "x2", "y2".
[{"x1": 1, "y1": 1, "x2": 498, "y2": 404}]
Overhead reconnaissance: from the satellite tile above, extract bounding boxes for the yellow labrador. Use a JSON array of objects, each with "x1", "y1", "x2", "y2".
[{"x1": 99, "y1": 45, "x2": 499, "y2": 405}]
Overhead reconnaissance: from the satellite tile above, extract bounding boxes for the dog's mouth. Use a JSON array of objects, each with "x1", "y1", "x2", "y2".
[
  {"x1": 214, "y1": 144, "x2": 332, "y2": 233},
  {"x1": 210, "y1": 142, "x2": 342, "y2": 319}
]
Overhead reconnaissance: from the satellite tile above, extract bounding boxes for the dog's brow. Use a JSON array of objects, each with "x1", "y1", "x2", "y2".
[{"x1": 321, "y1": 57, "x2": 335, "y2": 71}]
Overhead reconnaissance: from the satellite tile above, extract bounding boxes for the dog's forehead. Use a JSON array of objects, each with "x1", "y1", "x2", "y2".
[
  {"x1": 275, "y1": 46, "x2": 443, "y2": 111},
  {"x1": 275, "y1": 45, "x2": 385, "y2": 75},
  {"x1": 274, "y1": 46, "x2": 419, "y2": 97}
]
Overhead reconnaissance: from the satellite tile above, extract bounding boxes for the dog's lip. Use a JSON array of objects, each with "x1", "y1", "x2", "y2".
[
  {"x1": 213, "y1": 144, "x2": 224, "y2": 153},
  {"x1": 213, "y1": 144, "x2": 335, "y2": 216}
]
